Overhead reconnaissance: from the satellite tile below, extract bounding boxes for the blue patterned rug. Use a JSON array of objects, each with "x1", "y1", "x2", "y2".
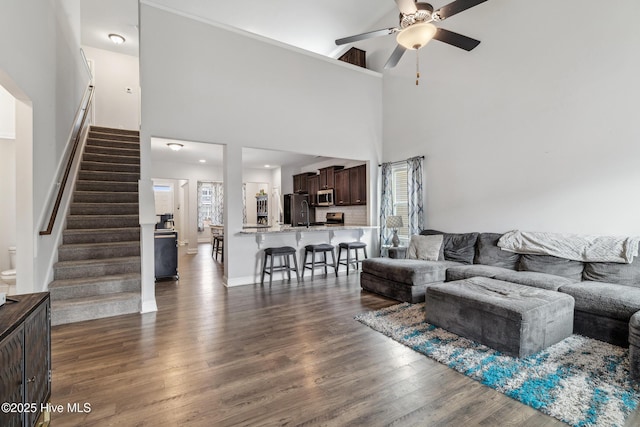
[{"x1": 355, "y1": 303, "x2": 640, "y2": 427}]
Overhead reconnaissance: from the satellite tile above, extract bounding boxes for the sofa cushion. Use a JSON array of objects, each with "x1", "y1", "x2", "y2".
[
  {"x1": 518, "y1": 254, "x2": 584, "y2": 282},
  {"x1": 475, "y1": 232, "x2": 520, "y2": 270},
  {"x1": 445, "y1": 264, "x2": 513, "y2": 282},
  {"x1": 583, "y1": 256, "x2": 640, "y2": 287},
  {"x1": 492, "y1": 270, "x2": 575, "y2": 291},
  {"x1": 559, "y1": 281, "x2": 640, "y2": 320},
  {"x1": 407, "y1": 234, "x2": 443, "y2": 261},
  {"x1": 421, "y1": 229, "x2": 479, "y2": 264},
  {"x1": 361, "y1": 258, "x2": 463, "y2": 286}
]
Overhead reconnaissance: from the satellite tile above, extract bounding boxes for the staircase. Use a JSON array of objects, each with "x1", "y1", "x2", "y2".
[{"x1": 50, "y1": 126, "x2": 141, "y2": 326}]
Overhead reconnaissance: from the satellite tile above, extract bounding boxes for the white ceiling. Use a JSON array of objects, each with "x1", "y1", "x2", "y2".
[
  {"x1": 81, "y1": 0, "x2": 140, "y2": 57},
  {"x1": 151, "y1": 137, "x2": 332, "y2": 170},
  {"x1": 80, "y1": 0, "x2": 398, "y2": 59},
  {"x1": 81, "y1": 0, "x2": 492, "y2": 168}
]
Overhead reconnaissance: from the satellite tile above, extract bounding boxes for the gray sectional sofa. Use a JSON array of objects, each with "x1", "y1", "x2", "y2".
[{"x1": 361, "y1": 230, "x2": 640, "y2": 379}]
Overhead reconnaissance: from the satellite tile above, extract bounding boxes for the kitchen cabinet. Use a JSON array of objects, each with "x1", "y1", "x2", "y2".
[
  {"x1": 293, "y1": 172, "x2": 315, "y2": 194},
  {"x1": 338, "y1": 47, "x2": 366, "y2": 69},
  {"x1": 334, "y1": 169, "x2": 350, "y2": 206},
  {"x1": 307, "y1": 175, "x2": 319, "y2": 205},
  {"x1": 0, "y1": 292, "x2": 51, "y2": 427},
  {"x1": 318, "y1": 166, "x2": 344, "y2": 190},
  {"x1": 349, "y1": 164, "x2": 367, "y2": 205}
]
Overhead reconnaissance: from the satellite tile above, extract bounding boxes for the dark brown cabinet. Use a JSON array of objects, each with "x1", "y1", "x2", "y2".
[
  {"x1": 0, "y1": 292, "x2": 51, "y2": 427},
  {"x1": 293, "y1": 172, "x2": 315, "y2": 194},
  {"x1": 318, "y1": 166, "x2": 344, "y2": 190},
  {"x1": 334, "y1": 169, "x2": 350, "y2": 206},
  {"x1": 307, "y1": 175, "x2": 319, "y2": 205},
  {"x1": 349, "y1": 164, "x2": 367, "y2": 205},
  {"x1": 338, "y1": 47, "x2": 366, "y2": 69}
]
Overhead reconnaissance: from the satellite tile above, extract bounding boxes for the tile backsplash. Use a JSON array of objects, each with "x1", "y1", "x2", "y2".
[{"x1": 316, "y1": 205, "x2": 367, "y2": 225}]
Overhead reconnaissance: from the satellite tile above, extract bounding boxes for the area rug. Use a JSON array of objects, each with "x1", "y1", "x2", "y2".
[{"x1": 355, "y1": 303, "x2": 640, "y2": 427}]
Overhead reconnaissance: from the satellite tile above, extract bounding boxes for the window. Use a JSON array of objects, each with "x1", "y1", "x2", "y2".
[
  {"x1": 197, "y1": 181, "x2": 223, "y2": 231},
  {"x1": 391, "y1": 163, "x2": 410, "y2": 242}
]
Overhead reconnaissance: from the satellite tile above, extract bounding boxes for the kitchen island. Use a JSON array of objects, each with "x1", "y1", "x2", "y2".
[
  {"x1": 240, "y1": 224, "x2": 377, "y2": 234},
  {"x1": 227, "y1": 224, "x2": 378, "y2": 286}
]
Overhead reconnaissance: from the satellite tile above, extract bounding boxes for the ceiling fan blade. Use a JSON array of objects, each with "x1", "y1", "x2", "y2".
[
  {"x1": 433, "y1": 27, "x2": 480, "y2": 51},
  {"x1": 335, "y1": 28, "x2": 397, "y2": 45},
  {"x1": 384, "y1": 45, "x2": 407, "y2": 69},
  {"x1": 435, "y1": 0, "x2": 488, "y2": 20},
  {"x1": 395, "y1": 0, "x2": 418, "y2": 15}
]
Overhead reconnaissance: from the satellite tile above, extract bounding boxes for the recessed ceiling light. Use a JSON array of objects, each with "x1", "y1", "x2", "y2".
[
  {"x1": 167, "y1": 142, "x2": 183, "y2": 151},
  {"x1": 108, "y1": 33, "x2": 126, "y2": 44},
  {"x1": 264, "y1": 164, "x2": 270, "y2": 168},
  {"x1": 199, "y1": 159, "x2": 206, "y2": 163}
]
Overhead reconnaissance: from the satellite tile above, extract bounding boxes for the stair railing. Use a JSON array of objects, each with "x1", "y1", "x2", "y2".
[{"x1": 39, "y1": 84, "x2": 95, "y2": 235}]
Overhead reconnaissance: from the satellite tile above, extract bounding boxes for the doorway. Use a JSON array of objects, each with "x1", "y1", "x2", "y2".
[{"x1": 0, "y1": 71, "x2": 34, "y2": 294}]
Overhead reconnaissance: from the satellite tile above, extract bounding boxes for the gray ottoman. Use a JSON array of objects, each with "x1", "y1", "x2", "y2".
[
  {"x1": 426, "y1": 277, "x2": 575, "y2": 358},
  {"x1": 629, "y1": 312, "x2": 640, "y2": 381},
  {"x1": 361, "y1": 258, "x2": 463, "y2": 303}
]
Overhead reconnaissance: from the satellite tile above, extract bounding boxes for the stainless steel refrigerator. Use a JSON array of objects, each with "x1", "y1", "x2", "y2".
[{"x1": 283, "y1": 193, "x2": 315, "y2": 226}]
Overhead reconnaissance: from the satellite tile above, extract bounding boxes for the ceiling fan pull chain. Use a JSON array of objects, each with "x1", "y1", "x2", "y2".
[{"x1": 416, "y1": 50, "x2": 420, "y2": 86}]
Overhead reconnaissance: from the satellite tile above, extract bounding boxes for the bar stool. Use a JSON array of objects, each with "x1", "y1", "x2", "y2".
[
  {"x1": 261, "y1": 246, "x2": 300, "y2": 285},
  {"x1": 337, "y1": 242, "x2": 368, "y2": 275},
  {"x1": 302, "y1": 244, "x2": 337, "y2": 280},
  {"x1": 213, "y1": 235, "x2": 224, "y2": 261}
]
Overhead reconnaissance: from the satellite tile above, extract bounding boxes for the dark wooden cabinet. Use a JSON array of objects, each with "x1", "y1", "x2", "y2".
[
  {"x1": 0, "y1": 292, "x2": 51, "y2": 427},
  {"x1": 349, "y1": 164, "x2": 367, "y2": 205},
  {"x1": 334, "y1": 169, "x2": 350, "y2": 206},
  {"x1": 318, "y1": 166, "x2": 344, "y2": 190},
  {"x1": 307, "y1": 175, "x2": 319, "y2": 205},
  {"x1": 293, "y1": 172, "x2": 315, "y2": 194},
  {"x1": 338, "y1": 47, "x2": 366, "y2": 69}
]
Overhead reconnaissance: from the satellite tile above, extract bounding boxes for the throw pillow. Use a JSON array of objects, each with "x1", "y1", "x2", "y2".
[
  {"x1": 407, "y1": 234, "x2": 443, "y2": 261},
  {"x1": 421, "y1": 230, "x2": 479, "y2": 264},
  {"x1": 475, "y1": 232, "x2": 520, "y2": 270}
]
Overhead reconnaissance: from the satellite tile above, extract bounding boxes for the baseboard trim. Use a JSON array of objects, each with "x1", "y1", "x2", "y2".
[
  {"x1": 224, "y1": 275, "x2": 257, "y2": 287},
  {"x1": 140, "y1": 299, "x2": 158, "y2": 313}
]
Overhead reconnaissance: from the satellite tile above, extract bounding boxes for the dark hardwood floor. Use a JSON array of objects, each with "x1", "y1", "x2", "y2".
[{"x1": 50, "y1": 244, "x2": 640, "y2": 426}]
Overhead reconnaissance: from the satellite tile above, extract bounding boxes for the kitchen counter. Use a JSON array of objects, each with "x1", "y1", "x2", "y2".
[
  {"x1": 242, "y1": 223, "x2": 272, "y2": 229},
  {"x1": 227, "y1": 224, "x2": 378, "y2": 286},
  {"x1": 239, "y1": 224, "x2": 377, "y2": 234}
]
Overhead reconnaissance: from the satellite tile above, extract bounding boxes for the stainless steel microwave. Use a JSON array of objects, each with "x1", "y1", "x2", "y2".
[{"x1": 317, "y1": 189, "x2": 334, "y2": 206}]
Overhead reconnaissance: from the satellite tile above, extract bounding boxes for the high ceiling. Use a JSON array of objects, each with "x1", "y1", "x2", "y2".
[
  {"x1": 81, "y1": 0, "x2": 409, "y2": 64},
  {"x1": 81, "y1": 0, "x2": 492, "y2": 169},
  {"x1": 81, "y1": 0, "x2": 402, "y2": 169}
]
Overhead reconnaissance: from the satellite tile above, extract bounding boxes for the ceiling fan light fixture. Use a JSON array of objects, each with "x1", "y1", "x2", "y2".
[{"x1": 396, "y1": 23, "x2": 437, "y2": 50}]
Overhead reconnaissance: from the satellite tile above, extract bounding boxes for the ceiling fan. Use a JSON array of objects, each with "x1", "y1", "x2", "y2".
[{"x1": 336, "y1": 0, "x2": 488, "y2": 73}]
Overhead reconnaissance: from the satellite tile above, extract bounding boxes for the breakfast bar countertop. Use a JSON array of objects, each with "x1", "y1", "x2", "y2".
[{"x1": 239, "y1": 224, "x2": 378, "y2": 234}]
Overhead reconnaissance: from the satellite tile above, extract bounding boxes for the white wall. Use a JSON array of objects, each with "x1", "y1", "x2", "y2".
[
  {"x1": 0, "y1": 85, "x2": 16, "y2": 139},
  {"x1": 0, "y1": 85, "x2": 16, "y2": 272},
  {"x1": 383, "y1": 0, "x2": 640, "y2": 236},
  {"x1": 0, "y1": 137, "x2": 16, "y2": 272},
  {"x1": 82, "y1": 46, "x2": 140, "y2": 130},
  {"x1": 139, "y1": 2, "x2": 382, "y2": 288},
  {"x1": 0, "y1": 0, "x2": 88, "y2": 292},
  {"x1": 150, "y1": 159, "x2": 223, "y2": 252}
]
